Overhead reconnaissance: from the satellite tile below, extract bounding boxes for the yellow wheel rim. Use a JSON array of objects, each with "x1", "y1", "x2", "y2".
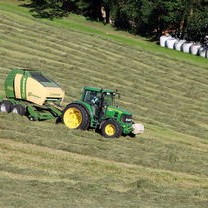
[
  {"x1": 105, "y1": 124, "x2": 116, "y2": 136},
  {"x1": 63, "y1": 107, "x2": 82, "y2": 129}
]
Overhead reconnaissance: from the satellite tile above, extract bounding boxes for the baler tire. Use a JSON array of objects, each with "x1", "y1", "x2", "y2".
[
  {"x1": 11, "y1": 104, "x2": 26, "y2": 116},
  {"x1": 101, "y1": 120, "x2": 122, "y2": 138},
  {"x1": 0, "y1": 100, "x2": 13, "y2": 113},
  {"x1": 55, "y1": 116, "x2": 63, "y2": 124},
  {"x1": 63, "y1": 103, "x2": 90, "y2": 130}
]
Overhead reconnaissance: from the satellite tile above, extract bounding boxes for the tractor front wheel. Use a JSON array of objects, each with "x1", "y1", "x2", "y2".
[
  {"x1": 101, "y1": 120, "x2": 122, "y2": 138},
  {"x1": 63, "y1": 103, "x2": 89, "y2": 130}
]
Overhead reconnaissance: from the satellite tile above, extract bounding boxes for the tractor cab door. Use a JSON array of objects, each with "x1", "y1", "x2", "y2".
[
  {"x1": 94, "y1": 92, "x2": 114, "y2": 119},
  {"x1": 83, "y1": 90, "x2": 102, "y2": 118},
  {"x1": 100, "y1": 92, "x2": 114, "y2": 118},
  {"x1": 102, "y1": 92, "x2": 114, "y2": 107}
]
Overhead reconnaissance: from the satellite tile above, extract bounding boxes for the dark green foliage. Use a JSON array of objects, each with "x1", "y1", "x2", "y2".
[
  {"x1": 76, "y1": 0, "x2": 103, "y2": 21},
  {"x1": 21, "y1": 0, "x2": 76, "y2": 18},
  {"x1": 21, "y1": 0, "x2": 208, "y2": 41},
  {"x1": 186, "y1": 7, "x2": 208, "y2": 42}
]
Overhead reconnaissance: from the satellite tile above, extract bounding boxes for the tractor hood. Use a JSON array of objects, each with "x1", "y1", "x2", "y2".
[
  {"x1": 106, "y1": 106, "x2": 133, "y2": 124},
  {"x1": 107, "y1": 106, "x2": 132, "y2": 116},
  {"x1": 106, "y1": 106, "x2": 144, "y2": 135}
]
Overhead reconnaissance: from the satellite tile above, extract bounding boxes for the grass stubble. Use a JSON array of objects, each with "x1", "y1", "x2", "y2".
[{"x1": 0, "y1": 1, "x2": 208, "y2": 207}]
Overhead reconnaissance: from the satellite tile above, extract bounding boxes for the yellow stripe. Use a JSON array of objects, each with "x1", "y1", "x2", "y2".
[{"x1": 14, "y1": 74, "x2": 23, "y2": 99}]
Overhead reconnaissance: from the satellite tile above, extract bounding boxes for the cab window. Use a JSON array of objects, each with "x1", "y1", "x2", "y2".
[
  {"x1": 103, "y1": 93, "x2": 113, "y2": 106},
  {"x1": 83, "y1": 90, "x2": 101, "y2": 105}
]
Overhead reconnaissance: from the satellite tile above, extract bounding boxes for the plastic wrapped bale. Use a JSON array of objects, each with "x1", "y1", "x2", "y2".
[
  {"x1": 182, "y1": 42, "x2": 194, "y2": 53},
  {"x1": 166, "y1": 38, "x2": 178, "y2": 49},
  {"x1": 190, "y1": 43, "x2": 202, "y2": 55},
  {"x1": 174, "y1": 40, "x2": 186, "y2": 51},
  {"x1": 199, "y1": 46, "x2": 208, "y2": 58},
  {"x1": 160, "y1": 35, "x2": 172, "y2": 47}
]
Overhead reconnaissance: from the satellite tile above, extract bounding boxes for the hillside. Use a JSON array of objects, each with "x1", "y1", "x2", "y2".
[{"x1": 0, "y1": 1, "x2": 208, "y2": 207}]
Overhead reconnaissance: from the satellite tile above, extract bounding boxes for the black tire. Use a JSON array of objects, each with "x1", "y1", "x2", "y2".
[
  {"x1": 55, "y1": 116, "x2": 63, "y2": 124},
  {"x1": 101, "y1": 119, "x2": 122, "y2": 138},
  {"x1": 0, "y1": 100, "x2": 13, "y2": 113},
  {"x1": 11, "y1": 104, "x2": 26, "y2": 116},
  {"x1": 62, "y1": 103, "x2": 90, "y2": 130}
]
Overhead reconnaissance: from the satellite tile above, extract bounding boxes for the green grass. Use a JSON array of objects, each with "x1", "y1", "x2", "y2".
[{"x1": 0, "y1": 0, "x2": 208, "y2": 207}]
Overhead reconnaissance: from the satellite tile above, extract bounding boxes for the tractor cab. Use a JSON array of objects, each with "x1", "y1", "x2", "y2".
[{"x1": 82, "y1": 87, "x2": 117, "y2": 119}]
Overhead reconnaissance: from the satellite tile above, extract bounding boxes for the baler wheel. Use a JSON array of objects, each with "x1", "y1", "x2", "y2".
[
  {"x1": 0, "y1": 100, "x2": 13, "y2": 113},
  {"x1": 11, "y1": 104, "x2": 26, "y2": 116},
  {"x1": 63, "y1": 103, "x2": 89, "y2": 130},
  {"x1": 101, "y1": 120, "x2": 122, "y2": 138}
]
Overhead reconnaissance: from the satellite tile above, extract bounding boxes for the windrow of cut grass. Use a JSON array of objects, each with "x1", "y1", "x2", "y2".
[
  {"x1": 1, "y1": 8, "x2": 207, "y2": 138},
  {"x1": 0, "y1": 1, "x2": 208, "y2": 207},
  {"x1": 0, "y1": 135, "x2": 208, "y2": 208}
]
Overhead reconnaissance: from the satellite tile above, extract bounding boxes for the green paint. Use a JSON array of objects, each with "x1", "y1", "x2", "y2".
[
  {"x1": 4, "y1": 68, "x2": 23, "y2": 98},
  {"x1": 20, "y1": 76, "x2": 27, "y2": 99},
  {"x1": 76, "y1": 87, "x2": 134, "y2": 135},
  {"x1": 31, "y1": 105, "x2": 62, "y2": 120},
  {"x1": 2, "y1": 68, "x2": 63, "y2": 121}
]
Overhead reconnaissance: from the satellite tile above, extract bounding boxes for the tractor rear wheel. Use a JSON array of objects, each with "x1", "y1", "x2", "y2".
[
  {"x1": 0, "y1": 100, "x2": 13, "y2": 113},
  {"x1": 101, "y1": 120, "x2": 122, "y2": 138},
  {"x1": 63, "y1": 103, "x2": 89, "y2": 130},
  {"x1": 11, "y1": 104, "x2": 26, "y2": 116}
]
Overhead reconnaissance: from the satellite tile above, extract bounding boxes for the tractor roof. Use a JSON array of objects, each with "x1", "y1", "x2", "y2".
[{"x1": 84, "y1": 86, "x2": 115, "y2": 93}]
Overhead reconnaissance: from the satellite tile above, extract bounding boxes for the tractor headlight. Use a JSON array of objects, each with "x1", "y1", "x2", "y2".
[{"x1": 121, "y1": 114, "x2": 132, "y2": 123}]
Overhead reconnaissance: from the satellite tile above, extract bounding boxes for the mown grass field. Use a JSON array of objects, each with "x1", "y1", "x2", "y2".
[{"x1": 0, "y1": 0, "x2": 208, "y2": 207}]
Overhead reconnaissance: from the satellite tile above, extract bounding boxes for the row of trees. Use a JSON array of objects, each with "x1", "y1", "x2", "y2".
[{"x1": 22, "y1": 0, "x2": 208, "y2": 42}]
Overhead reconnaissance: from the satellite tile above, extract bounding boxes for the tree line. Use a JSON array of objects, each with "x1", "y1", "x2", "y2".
[{"x1": 22, "y1": 0, "x2": 208, "y2": 42}]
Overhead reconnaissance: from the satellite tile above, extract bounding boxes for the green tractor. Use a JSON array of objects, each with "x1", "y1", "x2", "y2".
[{"x1": 62, "y1": 86, "x2": 144, "y2": 138}]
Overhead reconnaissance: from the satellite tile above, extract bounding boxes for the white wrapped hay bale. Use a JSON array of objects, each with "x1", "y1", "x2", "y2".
[
  {"x1": 174, "y1": 39, "x2": 186, "y2": 51},
  {"x1": 160, "y1": 35, "x2": 172, "y2": 47},
  {"x1": 166, "y1": 38, "x2": 178, "y2": 49},
  {"x1": 190, "y1": 43, "x2": 202, "y2": 55},
  {"x1": 182, "y1": 42, "x2": 194, "y2": 53},
  {"x1": 199, "y1": 46, "x2": 208, "y2": 58}
]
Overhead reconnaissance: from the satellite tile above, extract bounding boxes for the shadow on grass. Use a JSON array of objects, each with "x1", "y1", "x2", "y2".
[{"x1": 18, "y1": 0, "x2": 68, "y2": 20}]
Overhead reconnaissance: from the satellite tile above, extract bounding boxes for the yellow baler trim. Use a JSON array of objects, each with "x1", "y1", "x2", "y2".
[{"x1": 14, "y1": 74, "x2": 23, "y2": 99}]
